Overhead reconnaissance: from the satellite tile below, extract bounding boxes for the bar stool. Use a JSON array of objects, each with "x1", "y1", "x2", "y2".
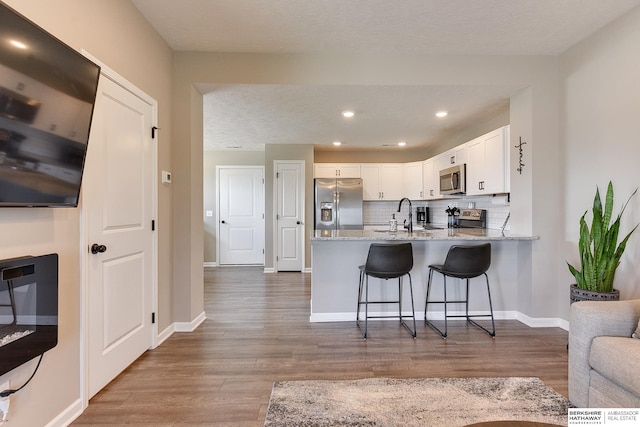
[
  {"x1": 424, "y1": 243, "x2": 495, "y2": 338},
  {"x1": 357, "y1": 242, "x2": 416, "y2": 339}
]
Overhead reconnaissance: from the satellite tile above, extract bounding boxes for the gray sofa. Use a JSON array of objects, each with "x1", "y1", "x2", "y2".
[{"x1": 569, "y1": 299, "x2": 640, "y2": 407}]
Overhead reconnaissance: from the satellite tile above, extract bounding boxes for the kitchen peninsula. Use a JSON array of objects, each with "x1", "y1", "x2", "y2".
[{"x1": 309, "y1": 228, "x2": 538, "y2": 324}]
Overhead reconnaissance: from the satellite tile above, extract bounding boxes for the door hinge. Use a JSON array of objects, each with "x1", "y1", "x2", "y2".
[
  {"x1": 151, "y1": 220, "x2": 155, "y2": 231},
  {"x1": 262, "y1": 178, "x2": 265, "y2": 184},
  {"x1": 152, "y1": 126, "x2": 159, "y2": 139},
  {"x1": 151, "y1": 312, "x2": 156, "y2": 324},
  {"x1": 276, "y1": 172, "x2": 279, "y2": 178}
]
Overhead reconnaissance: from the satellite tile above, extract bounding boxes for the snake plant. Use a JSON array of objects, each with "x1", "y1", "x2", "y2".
[{"x1": 567, "y1": 181, "x2": 638, "y2": 292}]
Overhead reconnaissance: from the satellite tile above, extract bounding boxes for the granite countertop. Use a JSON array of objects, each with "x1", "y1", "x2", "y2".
[{"x1": 311, "y1": 227, "x2": 538, "y2": 241}]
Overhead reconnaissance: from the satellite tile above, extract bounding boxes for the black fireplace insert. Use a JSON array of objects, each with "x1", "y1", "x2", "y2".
[{"x1": 0, "y1": 254, "x2": 57, "y2": 376}]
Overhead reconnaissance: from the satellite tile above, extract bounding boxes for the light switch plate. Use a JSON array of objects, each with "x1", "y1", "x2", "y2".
[{"x1": 161, "y1": 170, "x2": 172, "y2": 184}]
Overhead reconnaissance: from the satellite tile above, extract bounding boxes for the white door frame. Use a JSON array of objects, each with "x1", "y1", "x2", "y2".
[
  {"x1": 215, "y1": 165, "x2": 265, "y2": 266},
  {"x1": 79, "y1": 51, "x2": 158, "y2": 409},
  {"x1": 272, "y1": 160, "x2": 305, "y2": 272}
]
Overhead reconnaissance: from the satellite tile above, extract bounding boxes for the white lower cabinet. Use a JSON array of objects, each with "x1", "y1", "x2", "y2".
[{"x1": 466, "y1": 126, "x2": 510, "y2": 195}]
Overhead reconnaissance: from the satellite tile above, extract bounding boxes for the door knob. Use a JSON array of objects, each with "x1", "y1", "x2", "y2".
[
  {"x1": 90, "y1": 243, "x2": 107, "y2": 254},
  {"x1": 296, "y1": 221, "x2": 301, "y2": 224},
  {"x1": 221, "y1": 220, "x2": 226, "y2": 224}
]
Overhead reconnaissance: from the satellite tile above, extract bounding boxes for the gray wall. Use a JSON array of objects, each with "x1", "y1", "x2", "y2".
[{"x1": 560, "y1": 6, "x2": 640, "y2": 314}]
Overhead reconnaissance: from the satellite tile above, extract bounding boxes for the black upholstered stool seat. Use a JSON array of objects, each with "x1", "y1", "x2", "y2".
[
  {"x1": 357, "y1": 242, "x2": 416, "y2": 339},
  {"x1": 424, "y1": 243, "x2": 495, "y2": 338}
]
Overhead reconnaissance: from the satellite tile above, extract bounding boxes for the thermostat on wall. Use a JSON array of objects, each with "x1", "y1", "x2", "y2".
[{"x1": 162, "y1": 170, "x2": 172, "y2": 184}]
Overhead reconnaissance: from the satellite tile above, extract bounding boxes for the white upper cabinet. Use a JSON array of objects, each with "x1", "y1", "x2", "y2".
[
  {"x1": 422, "y1": 158, "x2": 441, "y2": 200},
  {"x1": 403, "y1": 161, "x2": 423, "y2": 200},
  {"x1": 435, "y1": 145, "x2": 467, "y2": 172},
  {"x1": 361, "y1": 163, "x2": 403, "y2": 201},
  {"x1": 313, "y1": 163, "x2": 361, "y2": 178},
  {"x1": 466, "y1": 126, "x2": 510, "y2": 195}
]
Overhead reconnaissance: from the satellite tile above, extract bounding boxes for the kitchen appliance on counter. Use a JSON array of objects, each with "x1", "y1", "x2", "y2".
[
  {"x1": 439, "y1": 164, "x2": 466, "y2": 195},
  {"x1": 314, "y1": 178, "x2": 363, "y2": 230},
  {"x1": 455, "y1": 208, "x2": 487, "y2": 228},
  {"x1": 416, "y1": 206, "x2": 428, "y2": 226}
]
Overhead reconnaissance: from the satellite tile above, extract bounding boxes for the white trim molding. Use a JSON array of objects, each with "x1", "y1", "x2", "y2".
[
  {"x1": 174, "y1": 311, "x2": 207, "y2": 332},
  {"x1": 310, "y1": 310, "x2": 569, "y2": 330}
]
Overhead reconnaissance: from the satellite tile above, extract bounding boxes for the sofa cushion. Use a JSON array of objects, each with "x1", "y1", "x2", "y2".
[
  {"x1": 633, "y1": 319, "x2": 640, "y2": 338},
  {"x1": 590, "y1": 336, "x2": 640, "y2": 396}
]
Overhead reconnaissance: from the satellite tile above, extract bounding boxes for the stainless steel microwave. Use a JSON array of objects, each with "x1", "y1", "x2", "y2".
[{"x1": 439, "y1": 164, "x2": 466, "y2": 194}]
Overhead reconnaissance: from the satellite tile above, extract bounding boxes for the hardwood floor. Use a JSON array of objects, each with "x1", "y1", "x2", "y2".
[{"x1": 72, "y1": 267, "x2": 569, "y2": 426}]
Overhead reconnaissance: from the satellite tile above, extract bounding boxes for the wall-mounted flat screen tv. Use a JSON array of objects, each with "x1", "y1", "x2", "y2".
[{"x1": 0, "y1": 3, "x2": 100, "y2": 207}]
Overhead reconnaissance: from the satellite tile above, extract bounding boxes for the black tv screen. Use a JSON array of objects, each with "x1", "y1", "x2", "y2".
[{"x1": 0, "y1": 3, "x2": 100, "y2": 207}]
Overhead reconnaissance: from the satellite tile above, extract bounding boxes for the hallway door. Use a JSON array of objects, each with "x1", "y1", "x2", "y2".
[
  {"x1": 275, "y1": 161, "x2": 305, "y2": 271},
  {"x1": 218, "y1": 166, "x2": 265, "y2": 265}
]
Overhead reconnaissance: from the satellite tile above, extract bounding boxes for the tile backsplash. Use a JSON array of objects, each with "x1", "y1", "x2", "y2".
[{"x1": 364, "y1": 194, "x2": 510, "y2": 230}]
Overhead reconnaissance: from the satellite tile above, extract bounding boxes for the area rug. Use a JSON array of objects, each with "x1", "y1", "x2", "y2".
[{"x1": 264, "y1": 377, "x2": 572, "y2": 426}]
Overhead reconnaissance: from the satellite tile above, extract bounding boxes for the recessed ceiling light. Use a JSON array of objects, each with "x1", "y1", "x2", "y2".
[
  {"x1": 398, "y1": 141, "x2": 407, "y2": 147},
  {"x1": 9, "y1": 39, "x2": 28, "y2": 50},
  {"x1": 341, "y1": 110, "x2": 355, "y2": 118},
  {"x1": 333, "y1": 141, "x2": 342, "y2": 146},
  {"x1": 436, "y1": 111, "x2": 448, "y2": 118}
]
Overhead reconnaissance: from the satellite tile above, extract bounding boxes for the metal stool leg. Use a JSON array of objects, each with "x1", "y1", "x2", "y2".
[
  {"x1": 425, "y1": 269, "x2": 448, "y2": 339},
  {"x1": 405, "y1": 273, "x2": 417, "y2": 338},
  {"x1": 465, "y1": 273, "x2": 496, "y2": 337}
]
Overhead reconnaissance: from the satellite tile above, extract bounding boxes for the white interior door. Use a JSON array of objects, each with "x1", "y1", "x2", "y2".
[
  {"x1": 84, "y1": 74, "x2": 155, "y2": 398},
  {"x1": 218, "y1": 167, "x2": 265, "y2": 265},
  {"x1": 275, "y1": 161, "x2": 304, "y2": 271}
]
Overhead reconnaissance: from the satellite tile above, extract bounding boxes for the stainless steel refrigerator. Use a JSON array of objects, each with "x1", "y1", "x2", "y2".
[{"x1": 314, "y1": 178, "x2": 364, "y2": 230}]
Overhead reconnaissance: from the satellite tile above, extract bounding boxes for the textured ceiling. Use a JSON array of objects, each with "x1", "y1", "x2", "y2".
[
  {"x1": 131, "y1": 0, "x2": 640, "y2": 151},
  {"x1": 197, "y1": 84, "x2": 516, "y2": 151}
]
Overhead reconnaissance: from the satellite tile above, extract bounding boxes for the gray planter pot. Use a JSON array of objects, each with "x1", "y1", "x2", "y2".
[{"x1": 570, "y1": 284, "x2": 620, "y2": 304}]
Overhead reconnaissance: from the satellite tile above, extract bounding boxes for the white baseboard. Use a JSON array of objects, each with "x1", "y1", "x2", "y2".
[
  {"x1": 265, "y1": 268, "x2": 311, "y2": 273},
  {"x1": 517, "y1": 313, "x2": 570, "y2": 330},
  {"x1": 174, "y1": 311, "x2": 206, "y2": 332},
  {"x1": 45, "y1": 398, "x2": 83, "y2": 427},
  {"x1": 157, "y1": 323, "x2": 175, "y2": 345},
  {"x1": 203, "y1": 262, "x2": 217, "y2": 268},
  {"x1": 310, "y1": 310, "x2": 568, "y2": 329}
]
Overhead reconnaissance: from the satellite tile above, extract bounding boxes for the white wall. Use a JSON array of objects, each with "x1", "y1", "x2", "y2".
[{"x1": 560, "y1": 6, "x2": 640, "y2": 309}]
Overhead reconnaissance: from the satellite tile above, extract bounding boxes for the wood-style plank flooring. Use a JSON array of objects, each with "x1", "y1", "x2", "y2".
[{"x1": 72, "y1": 267, "x2": 569, "y2": 426}]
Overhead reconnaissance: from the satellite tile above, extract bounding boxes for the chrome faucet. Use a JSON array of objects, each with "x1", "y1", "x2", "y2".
[{"x1": 397, "y1": 197, "x2": 413, "y2": 233}]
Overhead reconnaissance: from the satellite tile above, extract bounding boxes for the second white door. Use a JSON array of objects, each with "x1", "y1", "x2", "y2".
[{"x1": 275, "y1": 161, "x2": 304, "y2": 271}]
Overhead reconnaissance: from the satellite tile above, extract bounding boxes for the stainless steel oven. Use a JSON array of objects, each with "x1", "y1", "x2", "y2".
[{"x1": 439, "y1": 164, "x2": 466, "y2": 195}]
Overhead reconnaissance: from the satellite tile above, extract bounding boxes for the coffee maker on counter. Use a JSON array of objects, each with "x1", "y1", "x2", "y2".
[{"x1": 415, "y1": 207, "x2": 428, "y2": 226}]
